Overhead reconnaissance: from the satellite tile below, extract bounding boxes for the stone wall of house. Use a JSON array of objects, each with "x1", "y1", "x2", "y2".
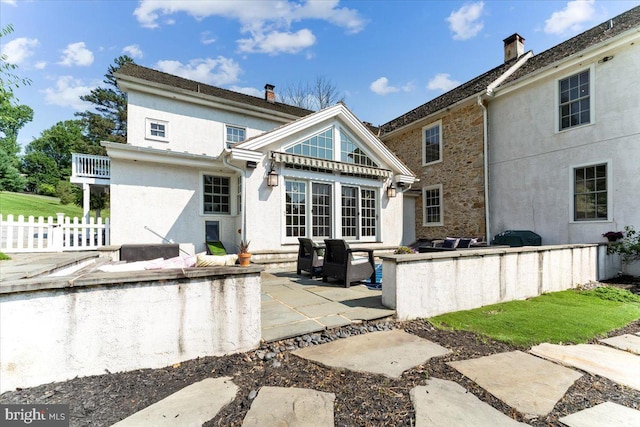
[{"x1": 383, "y1": 102, "x2": 486, "y2": 241}]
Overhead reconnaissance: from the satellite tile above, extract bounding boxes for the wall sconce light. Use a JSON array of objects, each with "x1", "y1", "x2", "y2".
[
  {"x1": 266, "y1": 162, "x2": 279, "y2": 187},
  {"x1": 387, "y1": 183, "x2": 397, "y2": 198}
]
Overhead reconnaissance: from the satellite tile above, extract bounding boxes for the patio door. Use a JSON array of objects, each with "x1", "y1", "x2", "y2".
[{"x1": 311, "y1": 183, "x2": 332, "y2": 239}]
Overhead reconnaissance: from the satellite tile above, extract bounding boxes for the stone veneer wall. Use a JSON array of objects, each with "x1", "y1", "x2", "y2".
[{"x1": 382, "y1": 102, "x2": 486, "y2": 240}]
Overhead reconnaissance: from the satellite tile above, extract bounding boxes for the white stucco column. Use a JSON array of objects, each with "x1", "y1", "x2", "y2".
[{"x1": 83, "y1": 182, "x2": 90, "y2": 222}]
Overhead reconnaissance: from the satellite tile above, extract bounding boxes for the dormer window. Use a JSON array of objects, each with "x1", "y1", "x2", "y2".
[{"x1": 146, "y1": 118, "x2": 169, "y2": 142}]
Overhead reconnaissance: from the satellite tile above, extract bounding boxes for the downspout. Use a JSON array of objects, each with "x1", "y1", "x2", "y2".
[
  {"x1": 477, "y1": 95, "x2": 491, "y2": 243},
  {"x1": 222, "y1": 150, "x2": 247, "y2": 245}
]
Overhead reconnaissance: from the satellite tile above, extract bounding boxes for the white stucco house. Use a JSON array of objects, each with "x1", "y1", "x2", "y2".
[
  {"x1": 103, "y1": 64, "x2": 416, "y2": 255},
  {"x1": 487, "y1": 7, "x2": 640, "y2": 244}
]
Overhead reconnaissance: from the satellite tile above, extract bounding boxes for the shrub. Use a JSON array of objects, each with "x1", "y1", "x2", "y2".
[
  {"x1": 607, "y1": 225, "x2": 640, "y2": 264},
  {"x1": 394, "y1": 246, "x2": 415, "y2": 254},
  {"x1": 56, "y1": 180, "x2": 75, "y2": 205},
  {"x1": 36, "y1": 182, "x2": 57, "y2": 196}
]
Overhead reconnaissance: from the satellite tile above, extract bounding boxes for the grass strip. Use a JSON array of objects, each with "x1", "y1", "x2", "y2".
[{"x1": 429, "y1": 287, "x2": 640, "y2": 347}]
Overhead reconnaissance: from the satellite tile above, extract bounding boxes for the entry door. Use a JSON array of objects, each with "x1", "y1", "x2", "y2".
[{"x1": 312, "y1": 183, "x2": 332, "y2": 239}]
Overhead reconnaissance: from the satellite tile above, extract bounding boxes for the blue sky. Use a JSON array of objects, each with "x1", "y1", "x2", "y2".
[{"x1": 2, "y1": 0, "x2": 639, "y2": 150}]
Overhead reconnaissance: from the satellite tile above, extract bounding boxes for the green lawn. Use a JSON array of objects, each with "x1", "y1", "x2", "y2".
[
  {"x1": 429, "y1": 287, "x2": 640, "y2": 347},
  {"x1": 0, "y1": 192, "x2": 109, "y2": 219}
]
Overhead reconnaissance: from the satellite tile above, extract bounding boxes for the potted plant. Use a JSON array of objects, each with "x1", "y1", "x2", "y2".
[
  {"x1": 602, "y1": 230, "x2": 624, "y2": 242},
  {"x1": 238, "y1": 240, "x2": 252, "y2": 266}
]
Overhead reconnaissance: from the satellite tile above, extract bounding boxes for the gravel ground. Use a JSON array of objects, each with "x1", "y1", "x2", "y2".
[{"x1": 2, "y1": 282, "x2": 639, "y2": 426}]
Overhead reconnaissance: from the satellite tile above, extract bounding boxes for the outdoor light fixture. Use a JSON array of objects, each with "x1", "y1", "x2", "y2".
[
  {"x1": 266, "y1": 162, "x2": 279, "y2": 187},
  {"x1": 387, "y1": 183, "x2": 397, "y2": 198}
]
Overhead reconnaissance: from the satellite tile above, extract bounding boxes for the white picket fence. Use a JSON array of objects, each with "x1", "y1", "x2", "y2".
[{"x1": 0, "y1": 214, "x2": 110, "y2": 253}]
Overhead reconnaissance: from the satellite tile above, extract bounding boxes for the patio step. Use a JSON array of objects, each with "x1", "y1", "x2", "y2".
[{"x1": 251, "y1": 257, "x2": 297, "y2": 271}]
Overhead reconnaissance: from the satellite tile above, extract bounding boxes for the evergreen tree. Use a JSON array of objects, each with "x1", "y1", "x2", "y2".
[
  {"x1": 76, "y1": 55, "x2": 133, "y2": 146},
  {"x1": 0, "y1": 148, "x2": 26, "y2": 192}
]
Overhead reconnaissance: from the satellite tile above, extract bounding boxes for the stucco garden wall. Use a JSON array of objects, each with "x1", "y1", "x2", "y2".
[
  {"x1": 0, "y1": 267, "x2": 262, "y2": 393},
  {"x1": 381, "y1": 244, "x2": 597, "y2": 320},
  {"x1": 382, "y1": 102, "x2": 486, "y2": 240}
]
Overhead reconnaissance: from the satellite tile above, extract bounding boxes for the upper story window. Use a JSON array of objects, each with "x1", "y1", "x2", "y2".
[
  {"x1": 203, "y1": 175, "x2": 230, "y2": 214},
  {"x1": 146, "y1": 118, "x2": 168, "y2": 142},
  {"x1": 226, "y1": 125, "x2": 246, "y2": 148},
  {"x1": 574, "y1": 163, "x2": 608, "y2": 221},
  {"x1": 559, "y1": 70, "x2": 590, "y2": 131},
  {"x1": 340, "y1": 131, "x2": 378, "y2": 167},
  {"x1": 285, "y1": 129, "x2": 333, "y2": 160},
  {"x1": 423, "y1": 184, "x2": 443, "y2": 226},
  {"x1": 422, "y1": 121, "x2": 442, "y2": 165}
]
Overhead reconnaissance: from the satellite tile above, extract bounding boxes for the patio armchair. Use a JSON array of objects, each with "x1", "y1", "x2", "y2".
[
  {"x1": 322, "y1": 239, "x2": 376, "y2": 288},
  {"x1": 297, "y1": 238, "x2": 324, "y2": 277}
]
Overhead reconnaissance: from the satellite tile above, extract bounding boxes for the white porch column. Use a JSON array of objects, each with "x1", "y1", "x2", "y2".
[{"x1": 82, "y1": 183, "x2": 90, "y2": 222}]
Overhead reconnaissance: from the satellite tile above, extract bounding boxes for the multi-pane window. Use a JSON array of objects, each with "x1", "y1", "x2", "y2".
[
  {"x1": 226, "y1": 125, "x2": 246, "y2": 147},
  {"x1": 285, "y1": 181, "x2": 307, "y2": 237},
  {"x1": 574, "y1": 164, "x2": 607, "y2": 221},
  {"x1": 559, "y1": 70, "x2": 590, "y2": 131},
  {"x1": 341, "y1": 186, "x2": 358, "y2": 238},
  {"x1": 312, "y1": 184, "x2": 331, "y2": 238},
  {"x1": 146, "y1": 119, "x2": 168, "y2": 141},
  {"x1": 423, "y1": 185, "x2": 442, "y2": 225},
  {"x1": 423, "y1": 123, "x2": 441, "y2": 164},
  {"x1": 341, "y1": 131, "x2": 378, "y2": 167},
  {"x1": 360, "y1": 189, "x2": 377, "y2": 237},
  {"x1": 286, "y1": 129, "x2": 333, "y2": 159},
  {"x1": 203, "y1": 175, "x2": 230, "y2": 214}
]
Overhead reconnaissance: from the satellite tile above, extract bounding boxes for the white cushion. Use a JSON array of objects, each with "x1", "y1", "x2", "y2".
[{"x1": 196, "y1": 254, "x2": 238, "y2": 267}]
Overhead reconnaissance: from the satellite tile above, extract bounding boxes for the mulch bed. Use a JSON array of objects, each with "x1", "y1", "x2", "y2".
[{"x1": 2, "y1": 293, "x2": 639, "y2": 426}]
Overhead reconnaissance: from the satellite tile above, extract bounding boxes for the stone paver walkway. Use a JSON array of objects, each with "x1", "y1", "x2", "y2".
[
  {"x1": 559, "y1": 401, "x2": 640, "y2": 427},
  {"x1": 241, "y1": 386, "x2": 335, "y2": 427},
  {"x1": 293, "y1": 329, "x2": 451, "y2": 378},
  {"x1": 599, "y1": 333, "x2": 640, "y2": 354},
  {"x1": 448, "y1": 351, "x2": 582, "y2": 416},
  {"x1": 112, "y1": 377, "x2": 237, "y2": 427},
  {"x1": 411, "y1": 378, "x2": 528, "y2": 426},
  {"x1": 530, "y1": 343, "x2": 640, "y2": 391}
]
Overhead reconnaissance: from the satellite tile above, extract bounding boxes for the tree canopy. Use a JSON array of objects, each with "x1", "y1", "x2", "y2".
[{"x1": 278, "y1": 75, "x2": 344, "y2": 111}]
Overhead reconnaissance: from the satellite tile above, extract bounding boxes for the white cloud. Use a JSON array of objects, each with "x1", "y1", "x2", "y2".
[
  {"x1": 544, "y1": 0, "x2": 595, "y2": 35},
  {"x1": 0, "y1": 0, "x2": 17, "y2": 6},
  {"x1": 427, "y1": 73, "x2": 460, "y2": 92},
  {"x1": 368, "y1": 77, "x2": 395, "y2": 95},
  {"x1": 35, "y1": 61, "x2": 47, "y2": 70},
  {"x1": 123, "y1": 44, "x2": 143, "y2": 58},
  {"x1": 446, "y1": 1, "x2": 484, "y2": 40},
  {"x1": 59, "y1": 42, "x2": 94, "y2": 66},
  {"x1": 1, "y1": 37, "x2": 39, "y2": 65},
  {"x1": 238, "y1": 29, "x2": 316, "y2": 55},
  {"x1": 155, "y1": 57, "x2": 242, "y2": 86},
  {"x1": 201, "y1": 31, "x2": 216, "y2": 45},
  {"x1": 228, "y1": 85, "x2": 263, "y2": 98},
  {"x1": 133, "y1": 0, "x2": 366, "y2": 54},
  {"x1": 43, "y1": 76, "x2": 94, "y2": 110}
]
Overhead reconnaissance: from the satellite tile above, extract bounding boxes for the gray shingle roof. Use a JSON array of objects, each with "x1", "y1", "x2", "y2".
[
  {"x1": 380, "y1": 5, "x2": 640, "y2": 136},
  {"x1": 116, "y1": 63, "x2": 314, "y2": 118}
]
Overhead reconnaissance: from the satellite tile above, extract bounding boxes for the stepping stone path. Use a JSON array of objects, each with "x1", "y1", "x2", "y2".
[
  {"x1": 242, "y1": 386, "x2": 335, "y2": 426},
  {"x1": 559, "y1": 401, "x2": 640, "y2": 427},
  {"x1": 599, "y1": 333, "x2": 640, "y2": 354},
  {"x1": 111, "y1": 377, "x2": 237, "y2": 427},
  {"x1": 293, "y1": 329, "x2": 451, "y2": 378},
  {"x1": 410, "y1": 378, "x2": 527, "y2": 426},
  {"x1": 530, "y1": 343, "x2": 640, "y2": 391},
  {"x1": 448, "y1": 350, "x2": 582, "y2": 416}
]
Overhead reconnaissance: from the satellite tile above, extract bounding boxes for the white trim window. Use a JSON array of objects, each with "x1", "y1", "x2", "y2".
[
  {"x1": 573, "y1": 163, "x2": 609, "y2": 221},
  {"x1": 423, "y1": 184, "x2": 443, "y2": 226},
  {"x1": 226, "y1": 125, "x2": 246, "y2": 148},
  {"x1": 422, "y1": 121, "x2": 442, "y2": 166},
  {"x1": 203, "y1": 175, "x2": 231, "y2": 214},
  {"x1": 558, "y1": 69, "x2": 591, "y2": 131},
  {"x1": 146, "y1": 118, "x2": 169, "y2": 142}
]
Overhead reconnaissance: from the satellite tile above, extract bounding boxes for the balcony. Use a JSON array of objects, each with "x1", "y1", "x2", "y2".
[{"x1": 70, "y1": 153, "x2": 110, "y2": 184}]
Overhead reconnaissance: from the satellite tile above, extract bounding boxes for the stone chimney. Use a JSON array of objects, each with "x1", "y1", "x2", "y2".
[
  {"x1": 503, "y1": 33, "x2": 525, "y2": 62},
  {"x1": 264, "y1": 84, "x2": 275, "y2": 103}
]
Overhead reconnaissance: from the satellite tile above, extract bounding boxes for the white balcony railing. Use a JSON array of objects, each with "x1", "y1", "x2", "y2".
[{"x1": 72, "y1": 153, "x2": 110, "y2": 179}]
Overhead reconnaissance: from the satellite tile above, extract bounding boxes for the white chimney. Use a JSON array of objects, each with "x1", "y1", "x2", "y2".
[{"x1": 503, "y1": 33, "x2": 525, "y2": 62}]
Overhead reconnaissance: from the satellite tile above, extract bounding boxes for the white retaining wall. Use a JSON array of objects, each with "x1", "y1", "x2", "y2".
[
  {"x1": 0, "y1": 267, "x2": 261, "y2": 393},
  {"x1": 382, "y1": 245, "x2": 597, "y2": 320}
]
